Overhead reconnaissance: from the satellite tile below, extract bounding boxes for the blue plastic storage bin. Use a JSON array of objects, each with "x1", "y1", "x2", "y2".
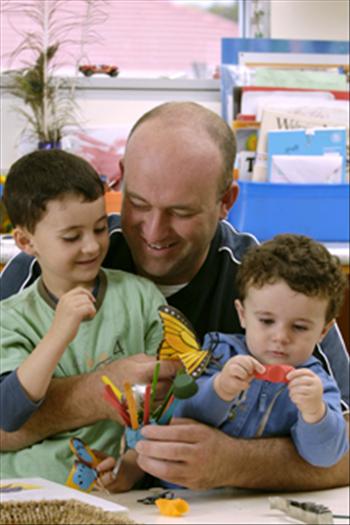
[{"x1": 227, "y1": 181, "x2": 349, "y2": 242}]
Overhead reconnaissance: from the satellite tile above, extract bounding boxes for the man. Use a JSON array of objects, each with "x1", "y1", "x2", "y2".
[{"x1": 1, "y1": 102, "x2": 349, "y2": 490}]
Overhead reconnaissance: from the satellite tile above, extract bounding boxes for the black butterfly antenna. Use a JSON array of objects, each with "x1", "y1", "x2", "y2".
[{"x1": 205, "y1": 332, "x2": 223, "y2": 370}]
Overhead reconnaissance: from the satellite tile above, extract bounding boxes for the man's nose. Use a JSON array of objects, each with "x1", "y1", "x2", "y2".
[{"x1": 143, "y1": 210, "x2": 169, "y2": 242}]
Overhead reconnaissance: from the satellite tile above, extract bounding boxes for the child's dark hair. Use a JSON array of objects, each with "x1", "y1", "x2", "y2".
[
  {"x1": 3, "y1": 149, "x2": 105, "y2": 233},
  {"x1": 236, "y1": 234, "x2": 347, "y2": 323}
]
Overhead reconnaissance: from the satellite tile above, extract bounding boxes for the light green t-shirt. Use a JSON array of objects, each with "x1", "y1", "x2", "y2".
[{"x1": 0, "y1": 268, "x2": 165, "y2": 483}]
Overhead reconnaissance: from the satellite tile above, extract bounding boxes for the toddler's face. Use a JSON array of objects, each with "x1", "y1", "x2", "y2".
[
  {"x1": 23, "y1": 194, "x2": 109, "y2": 296},
  {"x1": 235, "y1": 281, "x2": 331, "y2": 366}
]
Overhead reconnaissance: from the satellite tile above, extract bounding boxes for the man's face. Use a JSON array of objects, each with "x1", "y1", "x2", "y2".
[{"x1": 121, "y1": 123, "x2": 233, "y2": 285}]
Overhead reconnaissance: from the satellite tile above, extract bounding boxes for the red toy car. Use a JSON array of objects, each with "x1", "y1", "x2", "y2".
[{"x1": 79, "y1": 64, "x2": 119, "y2": 77}]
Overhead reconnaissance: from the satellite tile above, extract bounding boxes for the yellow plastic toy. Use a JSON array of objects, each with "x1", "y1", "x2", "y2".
[{"x1": 155, "y1": 497, "x2": 190, "y2": 517}]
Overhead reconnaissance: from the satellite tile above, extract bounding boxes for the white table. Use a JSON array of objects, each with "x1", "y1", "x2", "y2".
[{"x1": 94, "y1": 486, "x2": 349, "y2": 524}]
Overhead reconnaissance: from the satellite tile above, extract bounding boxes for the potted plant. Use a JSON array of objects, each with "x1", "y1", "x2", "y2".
[
  {"x1": 4, "y1": 44, "x2": 78, "y2": 149},
  {"x1": 2, "y1": 0, "x2": 108, "y2": 149}
]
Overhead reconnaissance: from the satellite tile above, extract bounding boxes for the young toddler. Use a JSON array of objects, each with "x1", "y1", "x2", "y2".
[{"x1": 175, "y1": 234, "x2": 348, "y2": 467}]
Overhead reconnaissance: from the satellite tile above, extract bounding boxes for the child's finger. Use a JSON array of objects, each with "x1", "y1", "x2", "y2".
[
  {"x1": 288, "y1": 375, "x2": 319, "y2": 392},
  {"x1": 250, "y1": 358, "x2": 265, "y2": 374},
  {"x1": 96, "y1": 455, "x2": 116, "y2": 474},
  {"x1": 286, "y1": 368, "x2": 314, "y2": 381},
  {"x1": 227, "y1": 363, "x2": 248, "y2": 379},
  {"x1": 238, "y1": 357, "x2": 265, "y2": 376}
]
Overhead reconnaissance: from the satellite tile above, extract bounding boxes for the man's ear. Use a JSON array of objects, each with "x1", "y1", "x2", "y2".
[
  {"x1": 234, "y1": 298, "x2": 246, "y2": 329},
  {"x1": 13, "y1": 227, "x2": 36, "y2": 256},
  {"x1": 318, "y1": 319, "x2": 335, "y2": 343},
  {"x1": 119, "y1": 158, "x2": 125, "y2": 183},
  {"x1": 219, "y1": 181, "x2": 239, "y2": 220}
]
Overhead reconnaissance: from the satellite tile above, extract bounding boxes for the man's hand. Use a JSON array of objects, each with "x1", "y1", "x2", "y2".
[
  {"x1": 102, "y1": 355, "x2": 180, "y2": 403},
  {"x1": 136, "y1": 415, "x2": 349, "y2": 491},
  {"x1": 287, "y1": 368, "x2": 325, "y2": 424},
  {"x1": 214, "y1": 355, "x2": 265, "y2": 401},
  {"x1": 136, "y1": 418, "x2": 232, "y2": 489}
]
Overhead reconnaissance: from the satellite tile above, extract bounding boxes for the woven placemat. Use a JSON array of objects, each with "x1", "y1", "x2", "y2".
[{"x1": 0, "y1": 499, "x2": 141, "y2": 525}]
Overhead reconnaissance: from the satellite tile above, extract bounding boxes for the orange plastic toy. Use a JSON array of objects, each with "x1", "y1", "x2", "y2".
[{"x1": 155, "y1": 497, "x2": 190, "y2": 517}]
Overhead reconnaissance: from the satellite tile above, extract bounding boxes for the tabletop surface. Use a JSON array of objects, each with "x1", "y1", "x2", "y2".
[{"x1": 93, "y1": 485, "x2": 349, "y2": 524}]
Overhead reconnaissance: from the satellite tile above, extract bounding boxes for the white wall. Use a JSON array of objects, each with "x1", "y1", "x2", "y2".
[
  {"x1": 0, "y1": 78, "x2": 221, "y2": 170},
  {"x1": 2, "y1": 0, "x2": 349, "y2": 170},
  {"x1": 270, "y1": 0, "x2": 349, "y2": 40}
]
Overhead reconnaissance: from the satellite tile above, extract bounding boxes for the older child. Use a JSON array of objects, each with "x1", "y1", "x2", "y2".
[
  {"x1": 175, "y1": 234, "x2": 348, "y2": 467},
  {"x1": 0, "y1": 149, "x2": 170, "y2": 486}
]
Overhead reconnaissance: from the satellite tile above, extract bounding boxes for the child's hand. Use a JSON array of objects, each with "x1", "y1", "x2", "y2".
[
  {"x1": 214, "y1": 355, "x2": 265, "y2": 401},
  {"x1": 49, "y1": 287, "x2": 96, "y2": 346},
  {"x1": 287, "y1": 368, "x2": 325, "y2": 424},
  {"x1": 95, "y1": 448, "x2": 144, "y2": 493}
]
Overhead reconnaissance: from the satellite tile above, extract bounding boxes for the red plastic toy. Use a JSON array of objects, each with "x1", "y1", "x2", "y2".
[{"x1": 254, "y1": 364, "x2": 295, "y2": 383}]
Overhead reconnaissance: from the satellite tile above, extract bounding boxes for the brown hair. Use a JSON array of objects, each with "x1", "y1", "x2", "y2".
[
  {"x1": 4, "y1": 149, "x2": 104, "y2": 233},
  {"x1": 127, "y1": 101, "x2": 236, "y2": 196},
  {"x1": 236, "y1": 234, "x2": 347, "y2": 323}
]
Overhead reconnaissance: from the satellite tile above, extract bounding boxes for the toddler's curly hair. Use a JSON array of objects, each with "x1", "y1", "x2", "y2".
[{"x1": 236, "y1": 234, "x2": 347, "y2": 323}]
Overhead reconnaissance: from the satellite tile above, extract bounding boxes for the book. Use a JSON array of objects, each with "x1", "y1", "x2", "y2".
[
  {"x1": 232, "y1": 119, "x2": 260, "y2": 181},
  {"x1": 234, "y1": 151, "x2": 256, "y2": 181},
  {"x1": 232, "y1": 119, "x2": 260, "y2": 153},
  {"x1": 267, "y1": 127, "x2": 347, "y2": 183},
  {"x1": 252, "y1": 107, "x2": 349, "y2": 181}
]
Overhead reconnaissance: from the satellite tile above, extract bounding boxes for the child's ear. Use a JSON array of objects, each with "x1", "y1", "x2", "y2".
[
  {"x1": 234, "y1": 299, "x2": 246, "y2": 329},
  {"x1": 318, "y1": 319, "x2": 335, "y2": 342},
  {"x1": 13, "y1": 227, "x2": 36, "y2": 256}
]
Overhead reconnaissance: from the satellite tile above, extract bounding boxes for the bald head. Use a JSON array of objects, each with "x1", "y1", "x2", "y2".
[{"x1": 127, "y1": 102, "x2": 236, "y2": 195}]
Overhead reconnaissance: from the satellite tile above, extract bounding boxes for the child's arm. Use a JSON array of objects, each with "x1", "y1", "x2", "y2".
[
  {"x1": 287, "y1": 368, "x2": 325, "y2": 424},
  {"x1": 214, "y1": 355, "x2": 265, "y2": 401},
  {"x1": 17, "y1": 287, "x2": 96, "y2": 402},
  {"x1": 287, "y1": 368, "x2": 349, "y2": 467}
]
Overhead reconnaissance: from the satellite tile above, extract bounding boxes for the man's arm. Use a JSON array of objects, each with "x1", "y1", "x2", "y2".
[
  {"x1": 0, "y1": 355, "x2": 179, "y2": 451},
  {"x1": 136, "y1": 415, "x2": 349, "y2": 491},
  {"x1": 0, "y1": 373, "x2": 108, "y2": 450}
]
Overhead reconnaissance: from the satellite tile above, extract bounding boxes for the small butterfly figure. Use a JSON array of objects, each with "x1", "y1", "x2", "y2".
[
  {"x1": 66, "y1": 437, "x2": 100, "y2": 492},
  {"x1": 157, "y1": 305, "x2": 211, "y2": 378},
  {"x1": 157, "y1": 305, "x2": 226, "y2": 378}
]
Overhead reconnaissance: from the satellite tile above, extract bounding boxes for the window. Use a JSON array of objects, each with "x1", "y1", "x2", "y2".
[{"x1": 1, "y1": 0, "x2": 241, "y2": 79}]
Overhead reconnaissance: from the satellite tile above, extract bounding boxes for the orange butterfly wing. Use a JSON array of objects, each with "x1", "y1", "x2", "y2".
[{"x1": 157, "y1": 305, "x2": 210, "y2": 378}]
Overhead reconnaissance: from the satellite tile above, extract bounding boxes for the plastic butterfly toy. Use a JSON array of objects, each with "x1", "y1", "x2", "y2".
[
  {"x1": 157, "y1": 305, "x2": 211, "y2": 378},
  {"x1": 66, "y1": 437, "x2": 100, "y2": 492}
]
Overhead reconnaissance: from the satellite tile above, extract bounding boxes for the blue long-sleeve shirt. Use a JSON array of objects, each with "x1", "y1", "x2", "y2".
[
  {"x1": 175, "y1": 333, "x2": 348, "y2": 468},
  {"x1": 0, "y1": 371, "x2": 43, "y2": 431}
]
